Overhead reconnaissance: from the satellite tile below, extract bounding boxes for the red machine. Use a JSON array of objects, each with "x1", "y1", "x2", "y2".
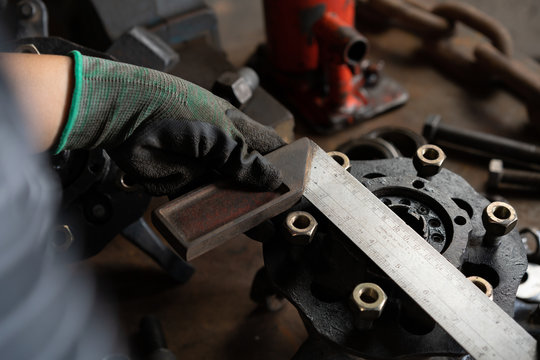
[{"x1": 262, "y1": 0, "x2": 407, "y2": 132}]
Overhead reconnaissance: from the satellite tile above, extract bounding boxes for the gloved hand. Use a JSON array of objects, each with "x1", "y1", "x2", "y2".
[{"x1": 55, "y1": 51, "x2": 286, "y2": 195}]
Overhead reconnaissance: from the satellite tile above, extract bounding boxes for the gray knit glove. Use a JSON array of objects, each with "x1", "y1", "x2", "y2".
[{"x1": 55, "y1": 51, "x2": 286, "y2": 195}]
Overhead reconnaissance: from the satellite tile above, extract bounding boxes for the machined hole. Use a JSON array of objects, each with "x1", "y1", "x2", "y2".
[
  {"x1": 428, "y1": 218, "x2": 441, "y2": 227},
  {"x1": 431, "y1": 233, "x2": 443, "y2": 243},
  {"x1": 454, "y1": 216, "x2": 466, "y2": 225},
  {"x1": 413, "y1": 180, "x2": 425, "y2": 189}
]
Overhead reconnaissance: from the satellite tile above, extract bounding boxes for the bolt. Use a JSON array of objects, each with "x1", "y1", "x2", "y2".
[
  {"x1": 488, "y1": 159, "x2": 540, "y2": 190},
  {"x1": 211, "y1": 67, "x2": 259, "y2": 108},
  {"x1": 423, "y1": 114, "x2": 540, "y2": 171},
  {"x1": 327, "y1": 151, "x2": 351, "y2": 172},
  {"x1": 467, "y1": 276, "x2": 493, "y2": 300},
  {"x1": 482, "y1": 201, "x2": 518, "y2": 246},
  {"x1": 349, "y1": 283, "x2": 387, "y2": 330},
  {"x1": 283, "y1": 211, "x2": 318, "y2": 245},
  {"x1": 412, "y1": 144, "x2": 446, "y2": 178}
]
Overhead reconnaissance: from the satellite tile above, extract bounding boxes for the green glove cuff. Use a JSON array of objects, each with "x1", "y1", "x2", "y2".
[
  {"x1": 54, "y1": 50, "x2": 83, "y2": 154},
  {"x1": 53, "y1": 50, "x2": 241, "y2": 153}
]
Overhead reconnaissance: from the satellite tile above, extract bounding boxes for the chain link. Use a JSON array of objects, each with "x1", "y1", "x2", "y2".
[{"x1": 363, "y1": 0, "x2": 540, "y2": 123}]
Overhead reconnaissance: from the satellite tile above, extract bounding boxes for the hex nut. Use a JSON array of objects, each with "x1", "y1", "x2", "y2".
[
  {"x1": 327, "y1": 151, "x2": 351, "y2": 172},
  {"x1": 467, "y1": 276, "x2": 493, "y2": 300},
  {"x1": 413, "y1": 144, "x2": 446, "y2": 178},
  {"x1": 349, "y1": 283, "x2": 387, "y2": 322},
  {"x1": 212, "y1": 71, "x2": 253, "y2": 107},
  {"x1": 284, "y1": 211, "x2": 318, "y2": 245},
  {"x1": 482, "y1": 201, "x2": 518, "y2": 238}
]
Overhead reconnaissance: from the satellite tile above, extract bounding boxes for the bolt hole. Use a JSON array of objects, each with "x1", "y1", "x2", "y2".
[
  {"x1": 412, "y1": 180, "x2": 425, "y2": 189},
  {"x1": 359, "y1": 288, "x2": 379, "y2": 304},
  {"x1": 452, "y1": 198, "x2": 474, "y2": 219},
  {"x1": 431, "y1": 233, "x2": 443, "y2": 243},
  {"x1": 422, "y1": 148, "x2": 439, "y2": 160},
  {"x1": 428, "y1": 218, "x2": 441, "y2": 227},
  {"x1": 399, "y1": 199, "x2": 411, "y2": 206},
  {"x1": 454, "y1": 216, "x2": 466, "y2": 225},
  {"x1": 418, "y1": 207, "x2": 429, "y2": 215},
  {"x1": 382, "y1": 198, "x2": 392, "y2": 206},
  {"x1": 493, "y1": 205, "x2": 511, "y2": 220},
  {"x1": 292, "y1": 214, "x2": 311, "y2": 230}
]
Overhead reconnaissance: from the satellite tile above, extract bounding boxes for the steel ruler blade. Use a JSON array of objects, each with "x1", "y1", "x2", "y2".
[{"x1": 304, "y1": 144, "x2": 536, "y2": 360}]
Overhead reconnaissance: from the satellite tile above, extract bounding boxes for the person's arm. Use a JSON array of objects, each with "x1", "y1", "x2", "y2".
[
  {"x1": 0, "y1": 53, "x2": 73, "y2": 151},
  {"x1": 0, "y1": 51, "x2": 285, "y2": 195}
]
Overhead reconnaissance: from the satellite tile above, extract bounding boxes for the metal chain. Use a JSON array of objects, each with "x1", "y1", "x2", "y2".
[{"x1": 363, "y1": 0, "x2": 540, "y2": 123}]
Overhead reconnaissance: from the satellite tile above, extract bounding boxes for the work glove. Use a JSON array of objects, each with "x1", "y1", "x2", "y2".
[{"x1": 55, "y1": 51, "x2": 286, "y2": 195}]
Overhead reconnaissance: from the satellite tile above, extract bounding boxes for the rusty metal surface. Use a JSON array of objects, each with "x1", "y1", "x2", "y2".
[
  {"x1": 153, "y1": 139, "x2": 313, "y2": 261},
  {"x1": 86, "y1": 26, "x2": 540, "y2": 359}
]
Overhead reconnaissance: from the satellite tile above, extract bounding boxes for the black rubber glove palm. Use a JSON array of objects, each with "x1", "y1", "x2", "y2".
[{"x1": 109, "y1": 109, "x2": 286, "y2": 196}]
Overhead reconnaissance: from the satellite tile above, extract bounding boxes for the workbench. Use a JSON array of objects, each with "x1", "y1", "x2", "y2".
[{"x1": 88, "y1": 26, "x2": 539, "y2": 359}]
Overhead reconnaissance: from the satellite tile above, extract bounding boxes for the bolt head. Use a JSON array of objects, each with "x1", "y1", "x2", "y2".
[
  {"x1": 349, "y1": 283, "x2": 387, "y2": 321},
  {"x1": 488, "y1": 159, "x2": 503, "y2": 188},
  {"x1": 482, "y1": 201, "x2": 518, "y2": 237},
  {"x1": 413, "y1": 144, "x2": 446, "y2": 177},
  {"x1": 212, "y1": 71, "x2": 253, "y2": 107},
  {"x1": 284, "y1": 211, "x2": 318, "y2": 245}
]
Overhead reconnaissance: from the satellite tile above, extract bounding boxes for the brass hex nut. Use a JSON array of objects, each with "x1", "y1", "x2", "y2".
[
  {"x1": 413, "y1": 144, "x2": 446, "y2": 178},
  {"x1": 349, "y1": 283, "x2": 387, "y2": 321},
  {"x1": 284, "y1": 211, "x2": 318, "y2": 245},
  {"x1": 467, "y1": 276, "x2": 494, "y2": 300},
  {"x1": 482, "y1": 201, "x2": 518, "y2": 237},
  {"x1": 327, "y1": 151, "x2": 351, "y2": 172}
]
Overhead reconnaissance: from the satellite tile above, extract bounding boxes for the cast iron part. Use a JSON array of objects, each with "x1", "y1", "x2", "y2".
[
  {"x1": 423, "y1": 114, "x2": 540, "y2": 171},
  {"x1": 251, "y1": 150, "x2": 527, "y2": 359}
]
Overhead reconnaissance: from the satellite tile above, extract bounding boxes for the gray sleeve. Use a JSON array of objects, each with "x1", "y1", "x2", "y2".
[{"x1": 0, "y1": 63, "x2": 119, "y2": 360}]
